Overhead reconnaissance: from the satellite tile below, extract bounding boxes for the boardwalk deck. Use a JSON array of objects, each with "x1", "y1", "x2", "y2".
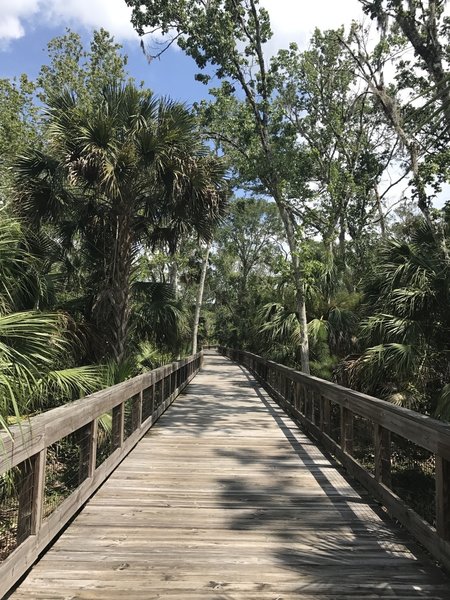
[{"x1": 9, "y1": 352, "x2": 449, "y2": 599}]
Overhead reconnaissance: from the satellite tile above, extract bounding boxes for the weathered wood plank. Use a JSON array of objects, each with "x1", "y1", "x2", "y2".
[
  {"x1": 9, "y1": 352, "x2": 449, "y2": 599},
  {"x1": 235, "y1": 350, "x2": 450, "y2": 459},
  {"x1": 0, "y1": 355, "x2": 201, "y2": 598},
  {"x1": 0, "y1": 355, "x2": 200, "y2": 472}
]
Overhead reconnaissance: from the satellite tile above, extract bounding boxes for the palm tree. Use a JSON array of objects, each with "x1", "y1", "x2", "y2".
[{"x1": 15, "y1": 84, "x2": 227, "y2": 364}]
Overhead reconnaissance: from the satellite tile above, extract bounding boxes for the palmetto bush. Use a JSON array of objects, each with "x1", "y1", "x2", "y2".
[
  {"x1": 349, "y1": 219, "x2": 450, "y2": 419},
  {"x1": 0, "y1": 214, "x2": 103, "y2": 429}
]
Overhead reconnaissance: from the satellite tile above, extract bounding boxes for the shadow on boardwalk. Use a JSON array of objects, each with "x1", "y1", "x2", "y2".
[{"x1": 9, "y1": 352, "x2": 449, "y2": 599}]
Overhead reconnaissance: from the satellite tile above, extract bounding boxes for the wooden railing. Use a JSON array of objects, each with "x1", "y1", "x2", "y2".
[
  {"x1": 0, "y1": 352, "x2": 202, "y2": 597},
  {"x1": 221, "y1": 347, "x2": 450, "y2": 572}
]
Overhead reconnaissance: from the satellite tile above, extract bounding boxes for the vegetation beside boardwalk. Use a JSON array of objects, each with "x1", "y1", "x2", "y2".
[{"x1": 1, "y1": 3, "x2": 450, "y2": 430}]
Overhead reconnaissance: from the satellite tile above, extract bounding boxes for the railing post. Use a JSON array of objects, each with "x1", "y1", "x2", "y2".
[
  {"x1": 297, "y1": 383, "x2": 304, "y2": 414},
  {"x1": 282, "y1": 374, "x2": 287, "y2": 401},
  {"x1": 340, "y1": 407, "x2": 353, "y2": 455},
  {"x1": 305, "y1": 388, "x2": 313, "y2": 423},
  {"x1": 132, "y1": 392, "x2": 143, "y2": 431},
  {"x1": 17, "y1": 450, "x2": 46, "y2": 543},
  {"x1": 310, "y1": 390, "x2": 316, "y2": 424},
  {"x1": 286, "y1": 378, "x2": 293, "y2": 405},
  {"x1": 436, "y1": 456, "x2": 450, "y2": 541},
  {"x1": 321, "y1": 395, "x2": 331, "y2": 435},
  {"x1": 79, "y1": 421, "x2": 97, "y2": 482},
  {"x1": 30, "y1": 450, "x2": 46, "y2": 535},
  {"x1": 151, "y1": 380, "x2": 156, "y2": 413},
  {"x1": 374, "y1": 425, "x2": 391, "y2": 487},
  {"x1": 112, "y1": 403, "x2": 125, "y2": 450},
  {"x1": 87, "y1": 420, "x2": 98, "y2": 477},
  {"x1": 294, "y1": 382, "x2": 301, "y2": 413}
]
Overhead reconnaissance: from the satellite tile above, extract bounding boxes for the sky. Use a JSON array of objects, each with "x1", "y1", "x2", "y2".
[
  {"x1": 0, "y1": 0, "x2": 366, "y2": 103},
  {"x1": 1, "y1": 0, "x2": 447, "y2": 208}
]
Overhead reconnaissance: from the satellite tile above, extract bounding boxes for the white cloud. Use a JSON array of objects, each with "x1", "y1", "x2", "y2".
[
  {"x1": 262, "y1": 0, "x2": 366, "y2": 51},
  {"x1": 0, "y1": 0, "x2": 138, "y2": 45},
  {"x1": 0, "y1": 0, "x2": 368, "y2": 48},
  {"x1": 42, "y1": 0, "x2": 137, "y2": 40},
  {"x1": 0, "y1": 0, "x2": 40, "y2": 45}
]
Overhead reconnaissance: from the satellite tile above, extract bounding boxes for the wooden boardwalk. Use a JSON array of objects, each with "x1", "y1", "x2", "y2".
[{"x1": 9, "y1": 352, "x2": 449, "y2": 599}]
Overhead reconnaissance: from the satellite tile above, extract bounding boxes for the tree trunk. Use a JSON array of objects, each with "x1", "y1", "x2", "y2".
[
  {"x1": 110, "y1": 215, "x2": 132, "y2": 364},
  {"x1": 169, "y1": 260, "x2": 178, "y2": 298},
  {"x1": 394, "y1": 0, "x2": 450, "y2": 132},
  {"x1": 375, "y1": 186, "x2": 386, "y2": 238},
  {"x1": 192, "y1": 243, "x2": 210, "y2": 354},
  {"x1": 339, "y1": 213, "x2": 347, "y2": 270},
  {"x1": 92, "y1": 213, "x2": 132, "y2": 364},
  {"x1": 277, "y1": 203, "x2": 310, "y2": 374},
  {"x1": 363, "y1": 79, "x2": 448, "y2": 256}
]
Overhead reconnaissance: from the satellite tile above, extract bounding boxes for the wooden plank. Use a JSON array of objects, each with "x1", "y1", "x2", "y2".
[
  {"x1": 340, "y1": 406, "x2": 353, "y2": 455},
  {"x1": 374, "y1": 424, "x2": 391, "y2": 487},
  {"x1": 0, "y1": 358, "x2": 202, "y2": 598},
  {"x1": 9, "y1": 352, "x2": 449, "y2": 600},
  {"x1": 112, "y1": 403, "x2": 125, "y2": 450},
  {"x1": 16, "y1": 458, "x2": 35, "y2": 544},
  {"x1": 238, "y1": 351, "x2": 450, "y2": 459},
  {"x1": 30, "y1": 449, "x2": 46, "y2": 535},
  {"x1": 436, "y1": 455, "x2": 450, "y2": 541},
  {"x1": 87, "y1": 419, "x2": 98, "y2": 478},
  {"x1": 131, "y1": 392, "x2": 142, "y2": 432}
]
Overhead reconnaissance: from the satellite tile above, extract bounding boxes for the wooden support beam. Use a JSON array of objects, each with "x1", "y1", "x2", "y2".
[
  {"x1": 112, "y1": 403, "x2": 125, "y2": 450},
  {"x1": 30, "y1": 449, "x2": 46, "y2": 535},
  {"x1": 341, "y1": 406, "x2": 353, "y2": 455},
  {"x1": 436, "y1": 455, "x2": 450, "y2": 541},
  {"x1": 17, "y1": 450, "x2": 47, "y2": 543},
  {"x1": 132, "y1": 392, "x2": 143, "y2": 432},
  {"x1": 322, "y1": 396, "x2": 331, "y2": 435},
  {"x1": 374, "y1": 425, "x2": 391, "y2": 487},
  {"x1": 87, "y1": 420, "x2": 98, "y2": 478}
]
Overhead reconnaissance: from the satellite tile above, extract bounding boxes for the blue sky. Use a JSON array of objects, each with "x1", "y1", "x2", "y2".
[
  {"x1": 0, "y1": 22, "x2": 213, "y2": 106},
  {"x1": 4, "y1": 0, "x2": 446, "y2": 207},
  {"x1": 1, "y1": 0, "x2": 364, "y2": 104}
]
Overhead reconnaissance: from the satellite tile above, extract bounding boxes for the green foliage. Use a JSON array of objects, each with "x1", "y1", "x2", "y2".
[
  {"x1": 16, "y1": 82, "x2": 227, "y2": 363},
  {"x1": 271, "y1": 29, "x2": 392, "y2": 263},
  {"x1": 0, "y1": 215, "x2": 104, "y2": 428},
  {"x1": 0, "y1": 76, "x2": 38, "y2": 204},
  {"x1": 37, "y1": 29, "x2": 130, "y2": 107},
  {"x1": 349, "y1": 219, "x2": 450, "y2": 416},
  {"x1": 132, "y1": 281, "x2": 189, "y2": 353}
]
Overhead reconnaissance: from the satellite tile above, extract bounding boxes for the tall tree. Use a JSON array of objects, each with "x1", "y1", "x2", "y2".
[
  {"x1": 340, "y1": 23, "x2": 448, "y2": 255},
  {"x1": 217, "y1": 198, "x2": 282, "y2": 303},
  {"x1": 16, "y1": 85, "x2": 227, "y2": 363},
  {"x1": 191, "y1": 242, "x2": 210, "y2": 354},
  {"x1": 126, "y1": 0, "x2": 312, "y2": 372},
  {"x1": 37, "y1": 28, "x2": 130, "y2": 106},
  {"x1": 360, "y1": 0, "x2": 450, "y2": 130},
  {"x1": 349, "y1": 217, "x2": 450, "y2": 417},
  {"x1": 272, "y1": 30, "x2": 394, "y2": 270},
  {"x1": 0, "y1": 76, "x2": 38, "y2": 205}
]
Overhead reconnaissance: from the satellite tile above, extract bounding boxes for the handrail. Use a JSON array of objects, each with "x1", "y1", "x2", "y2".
[
  {"x1": 0, "y1": 352, "x2": 203, "y2": 597},
  {"x1": 221, "y1": 347, "x2": 450, "y2": 572}
]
